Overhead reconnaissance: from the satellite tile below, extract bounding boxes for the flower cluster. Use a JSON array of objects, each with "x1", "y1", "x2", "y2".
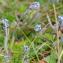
[
  {"x1": 2, "y1": 19, "x2": 9, "y2": 28},
  {"x1": 34, "y1": 24, "x2": 42, "y2": 32},
  {"x1": 29, "y1": 2, "x2": 40, "y2": 10},
  {"x1": 58, "y1": 16, "x2": 63, "y2": 20},
  {"x1": 23, "y1": 45, "x2": 30, "y2": 63},
  {"x1": 1, "y1": 19, "x2": 9, "y2": 31},
  {"x1": 58, "y1": 16, "x2": 63, "y2": 25}
]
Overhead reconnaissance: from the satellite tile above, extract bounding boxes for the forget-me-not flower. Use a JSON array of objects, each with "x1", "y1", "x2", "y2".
[
  {"x1": 2, "y1": 19, "x2": 9, "y2": 28},
  {"x1": 24, "y1": 45, "x2": 30, "y2": 53},
  {"x1": 58, "y1": 16, "x2": 63, "y2": 25},
  {"x1": 1, "y1": 19, "x2": 9, "y2": 31},
  {"x1": 34, "y1": 24, "x2": 42, "y2": 32},
  {"x1": 29, "y1": 2, "x2": 40, "y2": 10}
]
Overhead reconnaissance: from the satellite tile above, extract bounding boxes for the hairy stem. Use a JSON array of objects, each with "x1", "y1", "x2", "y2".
[
  {"x1": 4, "y1": 28, "x2": 9, "y2": 54},
  {"x1": 53, "y1": 4, "x2": 60, "y2": 63}
]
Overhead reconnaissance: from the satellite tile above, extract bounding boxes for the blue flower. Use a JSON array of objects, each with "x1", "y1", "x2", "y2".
[
  {"x1": 58, "y1": 16, "x2": 63, "y2": 20},
  {"x1": 58, "y1": 16, "x2": 63, "y2": 29},
  {"x1": 2, "y1": 19, "x2": 9, "y2": 28},
  {"x1": 29, "y1": 2, "x2": 40, "y2": 10},
  {"x1": 58, "y1": 16, "x2": 63, "y2": 24},
  {"x1": 1, "y1": 19, "x2": 9, "y2": 31},
  {"x1": 24, "y1": 45, "x2": 30, "y2": 53},
  {"x1": 34, "y1": 24, "x2": 42, "y2": 32}
]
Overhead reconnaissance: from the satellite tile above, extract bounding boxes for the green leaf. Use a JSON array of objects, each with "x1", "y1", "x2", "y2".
[
  {"x1": 43, "y1": 33, "x2": 54, "y2": 42},
  {"x1": 44, "y1": 51, "x2": 57, "y2": 63},
  {"x1": 18, "y1": 5, "x2": 27, "y2": 13}
]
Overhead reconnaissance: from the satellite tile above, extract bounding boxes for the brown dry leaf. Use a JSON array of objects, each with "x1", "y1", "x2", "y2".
[{"x1": 39, "y1": 60, "x2": 47, "y2": 63}]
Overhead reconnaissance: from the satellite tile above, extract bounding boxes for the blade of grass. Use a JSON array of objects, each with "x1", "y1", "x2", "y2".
[
  {"x1": 59, "y1": 50, "x2": 63, "y2": 62},
  {"x1": 20, "y1": 29, "x2": 40, "y2": 62}
]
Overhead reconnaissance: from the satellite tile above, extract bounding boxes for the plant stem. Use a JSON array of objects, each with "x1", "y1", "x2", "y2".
[
  {"x1": 4, "y1": 28, "x2": 9, "y2": 54},
  {"x1": 53, "y1": 4, "x2": 60, "y2": 63}
]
